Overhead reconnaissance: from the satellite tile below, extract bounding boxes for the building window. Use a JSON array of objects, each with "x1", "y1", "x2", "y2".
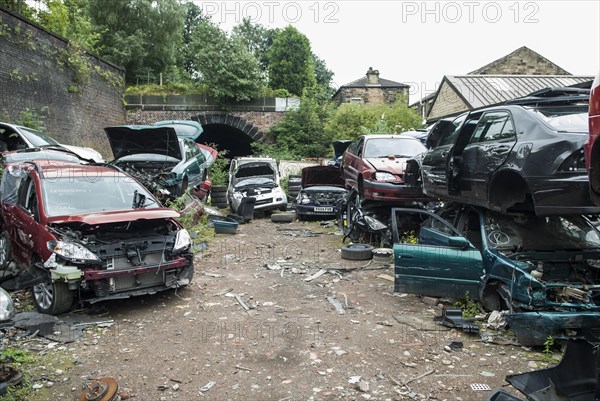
[{"x1": 349, "y1": 98, "x2": 363, "y2": 104}]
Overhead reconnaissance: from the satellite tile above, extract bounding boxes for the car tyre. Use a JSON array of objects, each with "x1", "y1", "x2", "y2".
[
  {"x1": 0, "y1": 231, "x2": 11, "y2": 270},
  {"x1": 31, "y1": 279, "x2": 73, "y2": 315},
  {"x1": 341, "y1": 243, "x2": 374, "y2": 260},
  {"x1": 271, "y1": 213, "x2": 294, "y2": 223}
]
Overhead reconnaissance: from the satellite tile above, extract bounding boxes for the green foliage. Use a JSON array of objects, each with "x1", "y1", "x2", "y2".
[
  {"x1": 188, "y1": 16, "x2": 264, "y2": 102},
  {"x1": 268, "y1": 26, "x2": 316, "y2": 96},
  {"x1": 208, "y1": 153, "x2": 229, "y2": 186},
  {"x1": 325, "y1": 99, "x2": 422, "y2": 141},
  {"x1": 400, "y1": 230, "x2": 418, "y2": 244},
  {"x1": 232, "y1": 18, "x2": 274, "y2": 77},
  {"x1": 14, "y1": 107, "x2": 48, "y2": 131},
  {"x1": 542, "y1": 335, "x2": 557, "y2": 361},
  {"x1": 36, "y1": 0, "x2": 100, "y2": 49},
  {"x1": 88, "y1": 0, "x2": 185, "y2": 84},
  {"x1": 454, "y1": 292, "x2": 481, "y2": 318},
  {"x1": 124, "y1": 82, "x2": 207, "y2": 96},
  {"x1": 261, "y1": 94, "x2": 333, "y2": 159}
]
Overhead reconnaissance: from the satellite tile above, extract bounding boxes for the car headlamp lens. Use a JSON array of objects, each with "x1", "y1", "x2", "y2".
[
  {"x1": 47, "y1": 241, "x2": 100, "y2": 262},
  {"x1": 174, "y1": 229, "x2": 192, "y2": 252},
  {"x1": 374, "y1": 172, "x2": 396, "y2": 181}
]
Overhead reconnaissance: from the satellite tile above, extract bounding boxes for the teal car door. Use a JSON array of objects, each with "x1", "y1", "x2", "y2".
[{"x1": 392, "y1": 208, "x2": 484, "y2": 300}]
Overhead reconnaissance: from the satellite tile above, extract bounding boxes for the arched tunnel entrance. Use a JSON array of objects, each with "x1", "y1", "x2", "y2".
[{"x1": 192, "y1": 113, "x2": 263, "y2": 158}]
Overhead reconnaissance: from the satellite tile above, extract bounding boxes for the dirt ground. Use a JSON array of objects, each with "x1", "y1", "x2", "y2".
[{"x1": 4, "y1": 216, "x2": 558, "y2": 401}]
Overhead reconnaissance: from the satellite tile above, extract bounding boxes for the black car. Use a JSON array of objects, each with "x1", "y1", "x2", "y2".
[
  {"x1": 295, "y1": 165, "x2": 346, "y2": 219},
  {"x1": 409, "y1": 91, "x2": 598, "y2": 215}
]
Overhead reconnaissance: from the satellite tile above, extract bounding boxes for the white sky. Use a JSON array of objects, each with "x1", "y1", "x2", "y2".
[{"x1": 203, "y1": 0, "x2": 600, "y2": 103}]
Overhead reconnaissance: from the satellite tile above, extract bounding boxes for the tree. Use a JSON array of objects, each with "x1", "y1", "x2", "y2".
[
  {"x1": 88, "y1": 0, "x2": 185, "y2": 84},
  {"x1": 325, "y1": 98, "x2": 422, "y2": 141},
  {"x1": 188, "y1": 17, "x2": 264, "y2": 101},
  {"x1": 313, "y1": 54, "x2": 334, "y2": 95},
  {"x1": 232, "y1": 18, "x2": 274, "y2": 78},
  {"x1": 36, "y1": 0, "x2": 99, "y2": 49},
  {"x1": 268, "y1": 26, "x2": 316, "y2": 96},
  {"x1": 259, "y1": 95, "x2": 334, "y2": 159}
]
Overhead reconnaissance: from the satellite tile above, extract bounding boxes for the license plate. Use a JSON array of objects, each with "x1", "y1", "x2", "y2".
[{"x1": 314, "y1": 207, "x2": 333, "y2": 212}]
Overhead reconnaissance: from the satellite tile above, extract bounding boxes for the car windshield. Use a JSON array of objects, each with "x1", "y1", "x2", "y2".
[
  {"x1": 485, "y1": 212, "x2": 600, "y2": 251},
  {"x1": 19, "y1": 127, "x2": 60, "y2": 147},
  {"x1": 364, "y1": 138, "x2": 426, "y2": 158},
  {"x1": 529, "y1": 105, "x2": 589, "y2": 133},
  {"x1": 42, "y1": 176, "x2": 158, "y2": 216}
]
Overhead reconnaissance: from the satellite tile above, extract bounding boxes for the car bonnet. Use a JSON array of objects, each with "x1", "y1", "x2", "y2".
[{"x1": 104, "y1": 125, "x2": 182, "y2": 160}]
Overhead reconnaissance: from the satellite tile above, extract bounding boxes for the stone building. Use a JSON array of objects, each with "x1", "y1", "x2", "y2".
[
  {"x1": 410, "y1": 46, "x2": 591, "y2": 122},
  {"x1": 333, "y1": 67, "x2": 410, "y2": 105}
]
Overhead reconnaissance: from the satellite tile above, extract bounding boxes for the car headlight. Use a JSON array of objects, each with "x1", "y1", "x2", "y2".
[
  {"x1": 174, "y1": 229, "x2": 192, "y2": 252},
  {"x1": 232, "y1": 192, "x2": 244, "y2": 200},
  {"x1": 47, "y1": 240, "x2": 100, "y2": 263},
  {"x1": 374, "y1": 172, "x2": 396, "y2": 181}
]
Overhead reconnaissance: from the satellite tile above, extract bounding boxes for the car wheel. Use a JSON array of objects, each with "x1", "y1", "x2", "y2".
[
  {"x1": 31, "y1": 279, "x2": 74, "y2": 315},
  {"x1": 0, "y1": 231, "x2": 11, "y2": 270},
  {"x1": 340, "y1": 243, "x2": 374, "y2": 260},
  {"x1": 271, "y1": 213, "x2": 294, "y2": 223}
]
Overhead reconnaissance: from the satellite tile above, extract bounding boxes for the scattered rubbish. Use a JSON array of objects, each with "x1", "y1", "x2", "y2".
[
  {"x1": 356, "y1": 380, "x2": 369, "y2": 392},
  {"x1": 486, "y1": 310, "x2": 507, "y2": 329},
  {"x1": 401, "y1": 369, "x2": 435, "y2": 387},
  {"x1": 376, "y1": 274, "x2": 395, "y2": 282},
  {"x1": 485, "y1": 389, "x2": 524, "y2": 401},
  {"x1": 11, "y1": 312, "x2": 84, "y2": 343},
  {"x1": 436, "y1": 308, "x2": 480, "y2": 333},
  {"x1": 326, "y1": 296, "x2": 345, "y2": 315},
  {"x1": 266, "y1": 263, "x2": 281, "y2": 270},
  {"x1": 421, "y1": 296, "x2": 439, "y2": 306},
  {"x1": 78, "y1": 377, "x2": 119, "y2": 401},
  {"x1": 447, "y1": 341, "x2": 463, "y2": 351},
  {"x1": 234, "y1": 294, "x2": 250, "y2": 311},
  {"x1": 203, "y1": 272, "x2": 224, "y2": 278},
  {"x1": 0, "y1": 364, "x2": 22, "y2": 386},
  {"x1": 480, "y1": 371, "x2": 496, "y2": 377},
  {"x1": 213, "y1": 219, "x2": 239, "y2": 234},
  {"x1": 214, "y1": 288, "x2": 234, "y2": 296},
  {"x1": 235, "y1": 365, "x2": 252, "y2": 372},
  {"x1": 198, "y1": 381, "x2": 216, "y2": 393},
  {"x1": 348, "y1": 376, "x2": 361, "y2": 384},
  {"x1": 470, "y1": 383, "x2": 491, "y2": 391},
  {"x1": 304, "y1": 269, "x2": 327, "y2": 282},
  {"x1": 376, "y1": 321, "x2": 393, "y2": 327}
]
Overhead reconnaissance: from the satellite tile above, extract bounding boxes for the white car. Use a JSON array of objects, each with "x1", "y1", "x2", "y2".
[
  {"x1": 227, "y1": 157, "x2": 287, "y2": 213},
  {"x1": 0, "y1": 122, "x2": 104, "y2": 162}
]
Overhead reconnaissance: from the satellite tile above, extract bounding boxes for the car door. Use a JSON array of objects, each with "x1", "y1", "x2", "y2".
[
  {"x1": 181, "y1": 139, "x2": 201, "y2": 187},
  {"x1": 421, "y1": 114, "x2": 467, "y2": 196},
  {"x1": 341, "y1": 137, "x2": 364, "y2": 189},
  {"x1": 8, "y1": 176, "x2": 43, "y2": 266},
  {"x1": 392, "y1": 207, "x2": 483, "y2": 300},
  {"x1": 452, "y1": 111, "x2": 517, "y2": 200}
]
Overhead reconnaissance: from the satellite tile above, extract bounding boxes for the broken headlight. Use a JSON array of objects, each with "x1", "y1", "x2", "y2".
[
  {"x1": 47, "y1": 240, "x2": 100, "y2": 263},
  {"x1": 374, "y1": 172, "x2": 396, "y2": 181},
  {"x1": 300, "y1": 193, "x2": 311, "y2": 204},
  {"x1": 173, "y1": 229, "x2": 192, "y2": 252}
]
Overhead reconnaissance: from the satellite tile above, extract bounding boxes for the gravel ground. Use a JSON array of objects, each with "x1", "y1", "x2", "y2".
[{"x1": 4, "y1": 216, "x2": 558, "y2": 401}]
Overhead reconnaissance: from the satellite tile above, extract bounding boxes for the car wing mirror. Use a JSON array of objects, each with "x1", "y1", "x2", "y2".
[{"x1": 448, "y1": 236, "x2": 470, "y2": 249}]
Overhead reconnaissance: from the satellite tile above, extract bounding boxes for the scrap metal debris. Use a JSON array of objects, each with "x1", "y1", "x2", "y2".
[
  {"x1": 326, "y1": 295, "x2": 346, "y2": 315},
  {"x1": 198, "y1": 380, "x2": 216, "y2": 393},
  {"x1": 234, "y1": 294, "x2": 250, "y2": 311},
  {"x1": 436, "y1": 308, "x2": 480, "y2": 333},
  {"x1": 304, "y1": 269, "x2": 327, "y2": 282},
  {"x1": 78, "y1": 378, "x2": 119, "y2": 401}
]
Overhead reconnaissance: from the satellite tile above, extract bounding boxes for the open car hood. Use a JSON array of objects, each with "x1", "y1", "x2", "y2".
[
  {"x1": 232, "y1": 161, "x2": 277, "y2": 186},
  {"x1": 333, "y1": 140, "x2": 352, "y2": 159},
  {"x1": 152, "y1": 120, "x2": 204, "y2": 140},
  {"x1": 104, "y1": 126, "x2": 181, "y2": 160},
  {"x1": 302, "y1": 165, "x2": 345, "y2": 188}
]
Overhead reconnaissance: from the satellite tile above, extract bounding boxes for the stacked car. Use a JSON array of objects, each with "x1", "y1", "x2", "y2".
[{"x1": 385, "y1": 88, "x2": 600, "y2": 345}]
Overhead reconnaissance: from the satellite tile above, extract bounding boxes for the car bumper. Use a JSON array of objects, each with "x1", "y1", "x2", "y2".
[
  {"x1": 231, "y1": 193, "x2": 287, "y2": 212},
  {"x1": 506, "y1": 311, "x2": 600, "y2": 346},
  {"x1": 528, "y1": 174, "x2": 600, "y2": 215},
  {"x1": 363, "y1": 179, "x2": 432, "y2": 202}
]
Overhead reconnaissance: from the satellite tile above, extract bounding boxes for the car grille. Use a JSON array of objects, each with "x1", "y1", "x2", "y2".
[
  {"x1": 247, "y1": 188, "x2": 273, "y2": 195},
  {"x1": 255, "y1": 198, "x2": 273, "y2": 206},
  {"x1": 113, "y1": 270, "x2": 166, "y2": 291}
]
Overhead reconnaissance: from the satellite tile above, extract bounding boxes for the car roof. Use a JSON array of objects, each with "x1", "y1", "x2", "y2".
[
  {"x1": 23, "y1": 160, "x2": 124, "y2": 178},
  {"x1": 362, "y1": 134, "x2": 422, "y2": 140}
]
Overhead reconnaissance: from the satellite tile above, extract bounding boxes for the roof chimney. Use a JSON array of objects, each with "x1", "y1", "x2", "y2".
[{"x1": 366, "y1": 67, "x2": 380, "y2": 85}]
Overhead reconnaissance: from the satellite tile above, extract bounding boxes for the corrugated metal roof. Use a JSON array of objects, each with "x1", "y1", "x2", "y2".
[{"x1": 446, "y1": 75, "x2": 594, "y2": 109}]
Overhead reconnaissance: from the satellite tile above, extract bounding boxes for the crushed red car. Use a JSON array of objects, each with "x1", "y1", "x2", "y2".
[
  {"x1": 586, "y1": 71, "x2": 600, "y2": 204},
  {"x1": 340, "y1": 134, "x2": 430, "y2": 202},
  {"x1": 0, "y1": 159, "x2": 194, "y2": 314}
]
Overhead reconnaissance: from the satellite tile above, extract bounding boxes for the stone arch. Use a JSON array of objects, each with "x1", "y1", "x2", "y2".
[{"x1": 192, "y1": 113, "x2": 263, "y2": 158}]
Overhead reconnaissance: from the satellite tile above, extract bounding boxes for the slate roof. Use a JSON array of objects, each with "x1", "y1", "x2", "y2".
[
  {"x1": 442, "y1": 75, "x2": 594, "y2": 110},
  {"x1": 341, "y1": 76, "x2": 409, "y2": 88}
]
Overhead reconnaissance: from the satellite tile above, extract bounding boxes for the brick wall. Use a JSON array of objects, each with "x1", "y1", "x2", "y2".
[
  {"x1": 126, "y1": 110, "x2": 285, "y2": 134},
  {"x1": 470, "y1": 47, "x2": 571, "y2": 75},
  {"x1": 428, "y1": 81, "x2": 468, "y2": 120},
  {"x1": 0, "y1": 8, "x2": 125, "y2": 158}
]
